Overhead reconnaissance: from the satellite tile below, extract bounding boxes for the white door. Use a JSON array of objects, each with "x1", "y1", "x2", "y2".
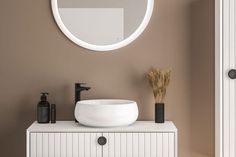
[
  {"x1": 30, "y1": 133, "x2": 102, "y2": 157},
  {"x1": 219, "y1": 0, "x2": 236, "y2": 156},
  {"x1": 102, "y1": 133, "x2": 175, "y2": 157}
]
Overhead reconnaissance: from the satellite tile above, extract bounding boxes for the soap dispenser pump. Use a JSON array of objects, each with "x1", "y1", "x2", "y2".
[{"x1": 37, "y1": 92, "x2": 50, "y2": 123}]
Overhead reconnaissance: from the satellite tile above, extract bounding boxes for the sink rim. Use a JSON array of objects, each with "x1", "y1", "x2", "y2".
[{"x1": 77, "y1": 99, "x2": 136, "y2": 106}]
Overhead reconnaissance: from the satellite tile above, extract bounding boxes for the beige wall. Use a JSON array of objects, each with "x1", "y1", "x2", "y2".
[{"x1": 0, "y1": 0, "x2": 214, "y2": 157}]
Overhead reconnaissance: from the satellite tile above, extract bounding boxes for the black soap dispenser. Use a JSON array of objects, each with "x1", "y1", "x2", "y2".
[{"x1": 37, "y1": 92, "x2": 50, "y2": 123}]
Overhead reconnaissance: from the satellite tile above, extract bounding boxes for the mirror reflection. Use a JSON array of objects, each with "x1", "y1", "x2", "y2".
[{"x1": 57, "y1": 0, "x2": 148, "y2": 45}]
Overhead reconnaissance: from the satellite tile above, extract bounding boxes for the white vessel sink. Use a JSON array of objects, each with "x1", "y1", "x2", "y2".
[{"x1": 74, "y1": 99, "x2": 139, "y2": 127}]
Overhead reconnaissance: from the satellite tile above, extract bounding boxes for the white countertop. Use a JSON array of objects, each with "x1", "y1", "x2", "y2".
[{"x1": 27, "y1": 121, "x2": 177, "y2": 133}]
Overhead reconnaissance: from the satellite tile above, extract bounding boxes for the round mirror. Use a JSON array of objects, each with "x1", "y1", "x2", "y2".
[{"x1": 51, "y1": 0, "x2": 154, "y2": 51}]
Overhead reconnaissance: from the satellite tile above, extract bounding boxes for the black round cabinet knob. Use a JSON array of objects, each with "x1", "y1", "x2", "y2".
[
  {"x1": 228, "y1": 69, "x2": 236, "y2": 79},
  {"x1": 98, "y1": 136, "x2": 107, "y2": 146}
]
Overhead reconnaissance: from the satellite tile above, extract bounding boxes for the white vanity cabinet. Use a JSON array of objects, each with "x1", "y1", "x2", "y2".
[{"x1": 27, "y1": 121, "x2": 177, "y2": 157}]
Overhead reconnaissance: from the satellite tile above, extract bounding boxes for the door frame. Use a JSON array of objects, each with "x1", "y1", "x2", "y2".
[{"x1": 215, "y1": 0, "x2": 235, "y2": 156}]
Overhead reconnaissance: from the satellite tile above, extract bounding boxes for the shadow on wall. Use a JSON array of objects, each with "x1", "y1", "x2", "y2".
[
  {"x1": 0, "y1": 84, "x2": 75, "y2": 157},
  {"x1": 189, "y1": 0, "x2": 214, "y2": 157},
  {"x1": 0, "y1": 95, "x2": 35, "y2": 157}
]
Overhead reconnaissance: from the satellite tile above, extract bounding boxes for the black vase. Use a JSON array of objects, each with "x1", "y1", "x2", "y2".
[{"x1": 155, "y1": 103, "x2": 165, "y2": 123}]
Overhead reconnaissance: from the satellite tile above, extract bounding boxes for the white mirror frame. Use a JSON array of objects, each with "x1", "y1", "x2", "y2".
[{"x1": 51, "y1": 0, "x2": 154, "y2": 51}]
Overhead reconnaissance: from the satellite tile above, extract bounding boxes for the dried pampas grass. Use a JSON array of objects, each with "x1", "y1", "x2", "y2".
[{"x1": 146, "y1": 68, "x2": 171, "y2": 103}]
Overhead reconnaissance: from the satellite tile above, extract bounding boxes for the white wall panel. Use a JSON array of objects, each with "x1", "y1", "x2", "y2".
[{"x1": 58, "y1": 8, "x2": 124, "y2": 45}]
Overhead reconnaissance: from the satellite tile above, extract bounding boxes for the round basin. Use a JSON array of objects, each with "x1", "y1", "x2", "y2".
[{"x1": 74, "y1": 99, "x2": 139, "y2": 127}]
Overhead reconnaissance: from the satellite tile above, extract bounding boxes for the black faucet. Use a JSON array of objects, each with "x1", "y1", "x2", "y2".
[
  {"x1": 75, "y1": 83, "x2": 91, "y2": 122},
  {"x1": 75, "y1": 83, "x2": 91, "y2": 103}
]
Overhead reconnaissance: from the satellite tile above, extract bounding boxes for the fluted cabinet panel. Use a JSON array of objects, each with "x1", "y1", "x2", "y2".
[
  {"x1": 48, "y1": 133, "x2": 54, "y2": 157},
  {"x1": 30, "y1": 133, "x2": 102, "y2": 157},
  {"x1": 102, "y1": 133, "x2": 175, "y2": 157},
  {"x1": 30, "y1": 132, "x2": 175, "y2": 157},
  {"x1": 27, "y1": 121, "x2": 177, "y2": 157}
]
